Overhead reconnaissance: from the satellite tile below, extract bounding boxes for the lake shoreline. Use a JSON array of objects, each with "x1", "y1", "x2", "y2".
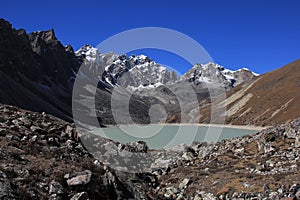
[{"x1": 105, "y1": 123, "x2": 266, "y2": 131}]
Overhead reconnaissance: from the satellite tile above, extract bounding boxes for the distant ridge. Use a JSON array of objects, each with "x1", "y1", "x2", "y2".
[{"x1": 199, "y1": 58, "x2": 300, "y2": 126}]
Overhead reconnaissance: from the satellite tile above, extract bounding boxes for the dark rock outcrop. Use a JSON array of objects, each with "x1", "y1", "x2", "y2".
[
  {"x1": 0, "y1": 18, "x2": 80, "y2": 122},
  {"x1": 28, "y1": 29, "x2": 79, "y2": 87}
]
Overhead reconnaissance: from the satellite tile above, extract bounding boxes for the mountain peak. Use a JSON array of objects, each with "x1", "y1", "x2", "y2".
[
  {"x1": 29, "y1": 29, "x2": 57, "y2": 43},
  {"x1": 75, "y1": 44, "x2": 98, "y2": 54},
  {"x1": 184, "y1": 62, "x2": 258, "y2": 89},
  {"x1": 75, "y1": 44, "x2": 101, "y2": 62},
  {"x1": 0, "y1": 18, "x2": 12, "y2": 29}
]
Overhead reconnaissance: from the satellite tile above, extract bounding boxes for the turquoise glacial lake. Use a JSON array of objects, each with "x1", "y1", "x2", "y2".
[{"x1": 91, "y1": 124, "x2": 259, "y2": 149}]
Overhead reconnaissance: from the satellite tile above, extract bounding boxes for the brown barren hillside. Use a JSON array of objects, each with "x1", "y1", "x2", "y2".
[{"x1": 200, "y1": 59, "x2": 300, "y2": 126}]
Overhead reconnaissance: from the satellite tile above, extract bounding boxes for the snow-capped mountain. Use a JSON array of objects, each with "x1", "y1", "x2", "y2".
[
  {"x1": 76, "y1": 45, "x2": 258, "y2": 91},
  {"x1": 76, "y1": 44, "x2": 119, "y2": 65},
  {"x1": 184, "y1": 62, "x2": 259, "y2": 90},
  {"x1": 75, "y1": 45, "x2": 179, "y2": 89},
  {"x1": 75, "y1": 45, "x2": 119, "y2": 82},
  {"x1": 74, "y1": 44, "x2": 261, "y2": 125},
  {"x1": 107, "y1": 55, "x2": 179, "y2": 89}
]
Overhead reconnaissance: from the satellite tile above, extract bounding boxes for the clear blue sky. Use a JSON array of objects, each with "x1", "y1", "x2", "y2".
[{"x1": 1, "y1": 0, "x2": 300, "y2": 74}]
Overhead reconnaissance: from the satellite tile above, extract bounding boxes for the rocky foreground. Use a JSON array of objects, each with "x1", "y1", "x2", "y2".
[{"x1": 0, "y1": 104, "x2": 300, "y2": 200}]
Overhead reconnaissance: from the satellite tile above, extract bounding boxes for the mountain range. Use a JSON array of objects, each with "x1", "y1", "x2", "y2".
[{"x1": 0, "y1": 18, "x2": 299, "y2": 127}]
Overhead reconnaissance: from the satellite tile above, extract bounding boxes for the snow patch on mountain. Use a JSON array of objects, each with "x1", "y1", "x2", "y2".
[
  {"x1": 184, "y1": 62, "x2": 259, "y2": 89},
  {"x1": 75, "y1": 45, "x2": 258, "y2": 91},
  {"x1": 75, "y1": 45, "x2": 180, "y2": 89}
]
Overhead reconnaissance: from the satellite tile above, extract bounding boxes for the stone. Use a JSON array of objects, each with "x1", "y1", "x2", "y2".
[
  {"x1": 36, "y1": 182, "x2": 48, "y2": 191},
  {"x1": 48, "y1": 137, "x2": 60, "y2": 147},
  {"x1": 66, "y1": 170, "x2": 92, "y2": 186},
  {"x1": 0, "y1": 170, "x2": 16, "y2": 199},
  {"x1": 64, "y1": 125, "x2": 74, "y2": 137},
  {"x1": 70, "y1": 192, "x2": 89, "y2": 200},
  {"x1": 289, "y1": 183, "x2": 300, "y2": 194},
  {"x1": 41, "y1": 121, "x2": 52, "y2": 128},
  {"x1": 93, "y1": 159, "x2": 101, "y2": 166},
  {"x1": 30, "y1": 126, "x2": 46, "y2": 134},
  {"x1": 179, "y1": 178, "x2": 191, "y2": 190},
  {"x1": 200, "y1": 192, "x2": 216, "y2": 200},
  {"x1": 49, "y1": 193, "x2": 63, "y2": 200},
  {"x1": 185, "y1": 146, "x2": 198, "y2": 157},
  {"x1": 0, "y1": 128, "x2": 6, "y2": 136},
  {"x1": 269, "y1": 191, "x2": 278, "y2": 198},
  {"x1": 264, "y1": 143, "x2": 275, "y2": 154},
  {"x1": 217, "y1": 187, "x2": 230, "y2": 197},
  {"x1": 12, "y1": 119, "x2": 22, "y2": 126},
  {"x1": 194, "y1": 194, "x2": 202, "y2": 200},
  {"x1": 138, "y1": 173, "x2": 158, "y2": 187},
  {"x1": 284, "y1": 129, "x2": 297, "y2": 139},
  {"x1": 18, "y1": 117, "x2": 32, "y2": 127},
  {"x1": 204, "y1": 168, "x2": 209, "y2": 174},
  {"x1": 243, "y1": 182, "x2": 252, "y2": 188},
  {"x1": 164, "y1": 186, "x2": 179, "y2": 198},
  {"x1": 128, "y1": 141, "x2": 149, "y2": 153},
  {"x1": 29, "y1": 135, "x2": 38, "y2": 142},
  {"x1": 176, "y1": 193, "x2": 185, "y2": 200},
  {"x1": 295, "y1": 190, "x2": 300, "y2": 199},
  {"x1": 182, "y1": 152, "x2": 193, "y2": 161},
  {"x1": 49, "y1": 180, "x2": 63, "y2": 195},
  {"x1": 233, "y1": 147, "x2": 245, "y2": 155},
  {"x1": 151, "y1": 158, "x2": 171, "y2": 170},
  {"x1": 48, "y1": 128, "x2": 62, "y2": 134},
  {"x1": 26, "y1": 189, "x2": 38, "y2": 199},
  {"x1": 263, "y1": 184, "x2": 270, "y2": 194},
  {"x1": 21, "y1": 136, "x2": 28, "y2": 141},
  {"x1": 104, "y1": 142, "x2": 118, "y2": 154},
  {"x1": 295, "y1": 135, "x2": 300, "y2": 148}
]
